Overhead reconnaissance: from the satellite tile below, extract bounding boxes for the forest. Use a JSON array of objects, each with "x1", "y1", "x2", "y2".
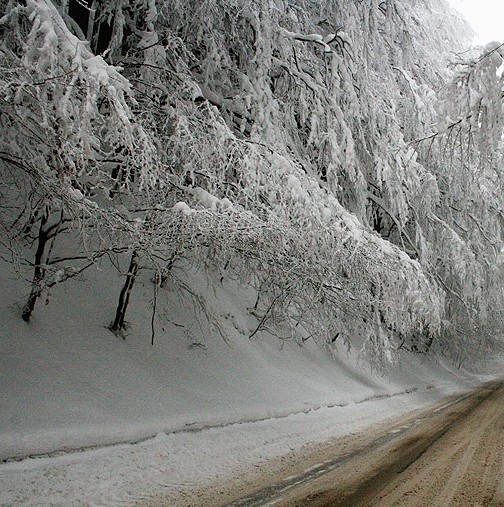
[{"x1": 1, "y1": 0, "x2": 504, "y2": 369}]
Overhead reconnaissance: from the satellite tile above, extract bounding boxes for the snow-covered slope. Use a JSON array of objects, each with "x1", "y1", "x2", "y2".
[
  {"x1": 0, "y1": 255, "x2": 493, "y2": 462},
  {"x1": 0, "y1": 255, "x2": 501, "y2": 505}
]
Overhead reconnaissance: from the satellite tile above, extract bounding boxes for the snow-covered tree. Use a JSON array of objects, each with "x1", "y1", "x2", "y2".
[
  {"x1": 0, "y1": 0, "x2": 162, "y2": 321},
  {"x1": 132, "y1": 0, "x2": 468, "y2": 359},
  {"x1": 421, "y1": 40, "x2": 504, "y2": 363},
  {"x1": 2, "y1": 0, "x2": 503, "y2": 365}
]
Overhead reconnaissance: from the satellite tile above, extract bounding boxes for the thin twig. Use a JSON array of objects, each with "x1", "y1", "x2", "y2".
[{"x1": 249, "y1": 293, "x2": 281, "y2": 339}]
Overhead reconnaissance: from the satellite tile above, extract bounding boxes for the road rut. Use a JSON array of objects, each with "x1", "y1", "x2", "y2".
[{"x1": 268, "y1": 381, "x2": 504, "y2": 507}]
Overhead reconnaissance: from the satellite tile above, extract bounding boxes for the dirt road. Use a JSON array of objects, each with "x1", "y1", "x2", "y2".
[{"x1": 229, "y1": 381, "x2": 504, "y2": 507}]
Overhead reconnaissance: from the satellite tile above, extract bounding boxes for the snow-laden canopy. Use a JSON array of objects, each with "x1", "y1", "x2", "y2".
[{"x1": 1, "y1": 0, "x2": 504, "y2": 365}]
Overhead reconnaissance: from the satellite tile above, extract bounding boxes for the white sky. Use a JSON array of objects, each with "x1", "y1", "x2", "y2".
[{"x1": 447, "y1": 0, "x2": 504, "y2": 44}]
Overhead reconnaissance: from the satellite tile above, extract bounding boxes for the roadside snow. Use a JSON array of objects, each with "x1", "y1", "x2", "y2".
[
  {"x1": 0, "y1": 257, "x2": 499, "y2": 506},
  {"x1": 0, "y1": 385, "x2": 478, "y2": 507}
]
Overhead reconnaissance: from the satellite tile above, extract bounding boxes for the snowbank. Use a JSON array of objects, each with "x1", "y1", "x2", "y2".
[{"x1": 0, "y1": 257, "x2": 499, "y2": 505}]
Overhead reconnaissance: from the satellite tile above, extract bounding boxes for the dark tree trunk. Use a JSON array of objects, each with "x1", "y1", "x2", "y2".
[
  {"x1": 22, "y1": 211, "x2": 49, "y2": 322},
  {"x1": 110, "y1": 250, "x2": 139, "y2": 336}
]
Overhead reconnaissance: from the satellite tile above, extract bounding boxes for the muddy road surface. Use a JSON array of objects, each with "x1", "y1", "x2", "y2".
[{"x1": 229, "y1": 381, "x2": 504, "y2": 507}]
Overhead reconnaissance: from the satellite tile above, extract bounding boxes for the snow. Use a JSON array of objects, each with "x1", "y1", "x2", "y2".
[
  {"x1": 172, "y1": 201, "x2": 191, "y2": 213},
  {"x1": 191, "y1": 186, "x2": 221, "y2": 211},
  {"x1": 0, "y1": 255, "x2": 500, "y2": 506},
  {"x1": 1, "y1": 1, "x2": 502, "y2": 504},
  {"x1": 281, "y1": 28, "x2": 335, "y2": 53}
]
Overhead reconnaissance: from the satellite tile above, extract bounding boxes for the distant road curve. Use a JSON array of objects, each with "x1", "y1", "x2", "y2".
[{"x1": 229, "y1": 380, "x2": 504, "y2": 507}]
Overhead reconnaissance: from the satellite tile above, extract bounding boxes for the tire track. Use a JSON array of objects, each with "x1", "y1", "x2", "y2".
[
  {"x1": 365, "y1": 383, "x2": 504, "y2": 507},
  {"x1": 227, "y1": 381, "x2": 503, "y2": 507}
]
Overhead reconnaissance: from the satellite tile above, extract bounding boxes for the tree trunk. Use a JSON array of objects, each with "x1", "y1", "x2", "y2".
[
  {"x1": 110, "y1": 250, "x2": 139, "y2": 336},
  {"x1": 22, "y1": 211, "x2": 49, "y2": 322}
]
